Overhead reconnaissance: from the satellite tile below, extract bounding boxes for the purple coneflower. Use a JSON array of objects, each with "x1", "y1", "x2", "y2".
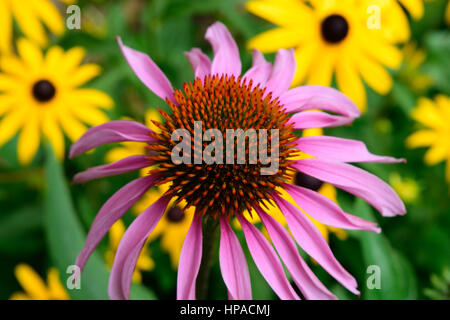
[{"x1": 70, "y1": 22, "x2": 406, "y2": 300}]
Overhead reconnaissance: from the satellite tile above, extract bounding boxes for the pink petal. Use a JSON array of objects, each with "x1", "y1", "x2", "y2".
[
  {"x1": 242, "y1": 50, "x2": 272, "y2": 89},
  {"x1": 284, "y1": 183, "x2": 381, "y2": 233},
  {"x1": 73, "y1": 155, "x2": 152, "y2": 184},
  {"x1": 117, "y1": 37, "x2": 175, "y2": 103},
  {"x1": 292, "y1": 159, "x2": 406, "y2": 217},
  {"x1": 256, "y1": 206, "x2": 337, "y2": 300},
  {"x1": 75, "y1": 175, "x2": 157, "y2": 272},
  {"x1": 205, "y1": 22, "x2": 241, "y2": 77},
  {"x1": 265, "y1": 49, "x2": 296, "y2": 98},
  {"x1": 237, "y1": 214, "x2": 300, "y2": 300},
  {"x1": 184, "y1": 48, "x2": 212, "y2": 80},
  {"x1": 219, "y1": 216, "x2": 252, "y2": 300},
  {"x1": 288, "y1": 110, "x2": 355, "y2": 129},
  {"x1": 279, "y1": 85, "x2": 360, "y2": 118},
  {"x1": 273, "y1": 194, "x2": 359, "y2": 295},
  {"x1": 177, "y1": 212, "x2": 203, "y2": 300},
  {"x1": 108, "y1": 195, "x2": 170, "y2": 299},
  {"x1": 69, "y1": 120, "x2": 155, "y2": 159},
  {"x1": 296, "y1": 136, "x2": 405, "y2": 163}
]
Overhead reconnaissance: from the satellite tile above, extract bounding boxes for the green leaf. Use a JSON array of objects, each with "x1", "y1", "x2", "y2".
[
  {"x1": 355, "y1": 199, "x2": 418, "y2": 299},
  {"x1": 44, "y1": 145, "x2": 156, "y2": 300}
]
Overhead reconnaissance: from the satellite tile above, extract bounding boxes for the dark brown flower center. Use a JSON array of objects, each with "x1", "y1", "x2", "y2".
[
  {"x1": 294, "y1": 171, "x2": 323, "y2": 191},
  {"x1": 321, "y1": 14, "x2": 349, "y2": 44},
  {"x1": 166, "y1": 206, "x2": 185, "y2": 223},
  {"x1": 147, "y1": 75, "x2": 298, "y2": 218},
  {"x1": 32, "y1": 80, "x2": 56, "y2": 102}
]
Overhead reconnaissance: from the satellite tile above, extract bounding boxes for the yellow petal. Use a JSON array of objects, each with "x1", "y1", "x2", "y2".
[
  {"x1": 336, "y1": 54, "x2": 367, "y2": 112},
  {"x1": 109, "y1": 220, "x2": 126, "y2": 250},
  {"x1": 411, "y1": 98, "x2": 445, "y2": 129},
  {"x1": 360, "y1": 36, "x2": 403, "y2": 69},
  {"x1": 61, "y1": 47, "x2": 86, "y2": 74},
  {"x1": 406, "y1": 130, "x2": 438, "y2": 148},
  {"x1": 45, "y1": 46, "x2": 65, "y2": 74},
  {"x1": 69, "y1": 103, "x2": 109, "y2": 127},
  {"x1": 31, "y1": 0, "x2": 65, "y2": 36},
  {"x1": 42, "y1": 112, "x2": 65, "y2": 160},
  {"x1": 9, "y1": 292, "x2": 31, "y2": 300},
  {"x1": 0, "y1": 107, "x2": 27, "y2": 147},
  {"x1": 291, "y1": 44, "x2": 318, "y2": 86},
  {"x1": 69, "y1": 89, "x2": 114, "y2": 109},
  {"x1": 0, "y1": 94, "x2": 18, "y2": 116},
  {"x1": 57, "y1": 110, "x2": 88, "y2": 142},
  {"x1": 302, "y1": 128, "x2": 324, "y2": 137},
  {"x1": 0, "y1": 0, "x2": 12, "y2": 53},
  {"x1": 0, "y1": 56, "x2": 28, "y2": 78},
  {"x1": 399, "y1": 0, "x2": 424, "y2": 19},
  {"x1": 306, "y1": 46, "x2": 336, "y2": 86},
  {"x1": 17, "y1": 110, "x2": 40, "y2": 165},
  {"x1": 424, "y1": 142, "x2": 448, "y2": 165},
  {"x1": 105, "y1": 146, "x2": 139, "y2": 164},
  {"x1": 47, "y1": 268, "x2": 70, "y2": 300},
  {"x1": 246, "y1": 0, "x2": 312, "y2": 27},
  {"x1": 247, "y1": 27, "x2": 309, "y2": 53},
  {"x1": 11, "y1": 1, "x2": 47, "y2": 47},
  {"x1": 14, "y1": 264, "x2": 50, "y2": 300},
  {"x1": 0, "y1": 74, "x2": 21, "y2": 92},
  {"x1": 66, "y1": 64, "x2": 101, "y2": 87},
  {"x1": 356, "y1": 53, "x2": 393, "y2": 95},
  {"x1": 17, "y1": 38, "x2": 44, "y2": 73},
  {"x1": 145, "y1": 108, "x2": 162, "y2": 133}
]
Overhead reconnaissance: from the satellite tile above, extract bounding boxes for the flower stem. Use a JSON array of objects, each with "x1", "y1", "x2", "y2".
[{"x1": 196, "y1": 217, "x2": 219, "y2": 300}]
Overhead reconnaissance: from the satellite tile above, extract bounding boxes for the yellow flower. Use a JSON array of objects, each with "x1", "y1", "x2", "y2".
[
  {"x1": 400, "y1": 42, "x2": 433, "y2": 93},
  {"x1": 398, "y1": 0, "x2": 426, "y2": 20},
  {"x1": 389, "y1": 172, "x2": 420, "y2": 203},
  {"x1": 246, "y1": 0, "x2": 404, "y2": 112},
  {"x1": 406, "y1": 95, "x2": 450, "y2": 182},
  {"x1": 10, "y1": 264, "x2": 69, "y2": 300},
  {"x1": 105, "y1": 220, "x2": 154, "y2": 283},
  {"x1": 0, "y1": 38, "x2": 113, "y2": 165},
  {"x1": 106, "y1": 109, "x2": 195, "y2": 270},
  {"x1": 0, "y1": 0, "x2": 76, "y2": 53}
]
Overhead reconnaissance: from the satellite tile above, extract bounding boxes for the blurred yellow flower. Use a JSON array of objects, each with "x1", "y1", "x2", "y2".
[
  {"x1": 407, "y1": 95, "x2": 450, "y2": 182},
  {"x1": 10, "y1": 264, "x2": 69, "y2": 300},
  {"x1": 0, "y1": 38, "x2": 113, "y2": 165},
  {"x1": 106, "y1": 109, "x2": 195, "y2": 269},
  {"x1": 389, "y1": 172, "x2": 420, "y2": 203},
  {"x1": 246, "y1": 0, "x2": 405, "y2": 112},
  {"x1": 400, "y1": 42, "x2": 433, "y2": 93},
  {"x1": 398, "y1": 0, "x2": 427, "y2": 20},
  {"x1": 105, "y1": 220, "x2": 154, "y2": 283},
  {"x1": 0, "y1": 0, "x2": 76, "y2": 53}
]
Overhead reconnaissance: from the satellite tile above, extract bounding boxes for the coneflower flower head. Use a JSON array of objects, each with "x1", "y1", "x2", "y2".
[{"x1": 70, "y1": 22, "x2": 406, "y2": 300}]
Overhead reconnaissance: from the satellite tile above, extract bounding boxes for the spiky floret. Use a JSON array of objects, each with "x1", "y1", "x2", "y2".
[{"x1": 147, "y1": 74, "x2": 298, "y2": 217}]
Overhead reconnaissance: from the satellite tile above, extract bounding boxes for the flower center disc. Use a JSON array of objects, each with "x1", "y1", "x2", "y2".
[
  {"x1": 32, "y1": 80, "x2": 56, "y2": 102},
  {"x1": 321, "y1": 14, "x2": 349, "y2": 44},
  {"x1": 148, "y1": 75, "x2": 298, "y2": 217}
]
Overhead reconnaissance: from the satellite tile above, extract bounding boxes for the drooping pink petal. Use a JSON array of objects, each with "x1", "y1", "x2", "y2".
[
  {"x1": 273, "y1": 194, "x2": 359, "y2": 295},
  {"x1": 117, "y1": 37, "x2": 175, "y2": 103},
  {"x1": 184, "y1": 48, "x2": 212, "y2": 80},
  {"x1": 177, "y1": 212, "x2": 203, "y2": 300},
  {"x1": 242, "y1": 49, "x2": 272, "y2": 89},
  {"x1": 219, "y1": 216, "x2": 252, "y2": 300},
  {"x1": 205, "y1": 22, "x2": 241, "y2": 77},
  {"x1": 265, "y1": 49, "x2": 296, "y2": 98},
  {"x1": 75, "y1": 175, "x2": 157, "y2": 272},
  {"x1": 283, "y1": 183, "x2": 381, "y2": 233},
  {"x1": 296, "y1": 136, "x2": 405, "y2": 163},
  {"x1": 69, "y1": 120, "x2": 155, "y2": 159},
  {"x1": 288, "y1": 110, "x2": 355, "y2": 129},
  {"x1": 292, "y1": 159, "x2": 406, "y2": 217},
  {"x1": 279, "y1": 85, "x2": 360, "y2": 119},
  {"x1": 108, "y1": 195, "x2": 171, "y2": 300},
  {"x1": 256, "y1": 207, "x2": 337, "y2": 300},
  {"x1": 237, "y1": 214, "x2": 300, "y2": 300},
  {"x1": 73, "y1": 155, "x2": 152, "y2": 184}
]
